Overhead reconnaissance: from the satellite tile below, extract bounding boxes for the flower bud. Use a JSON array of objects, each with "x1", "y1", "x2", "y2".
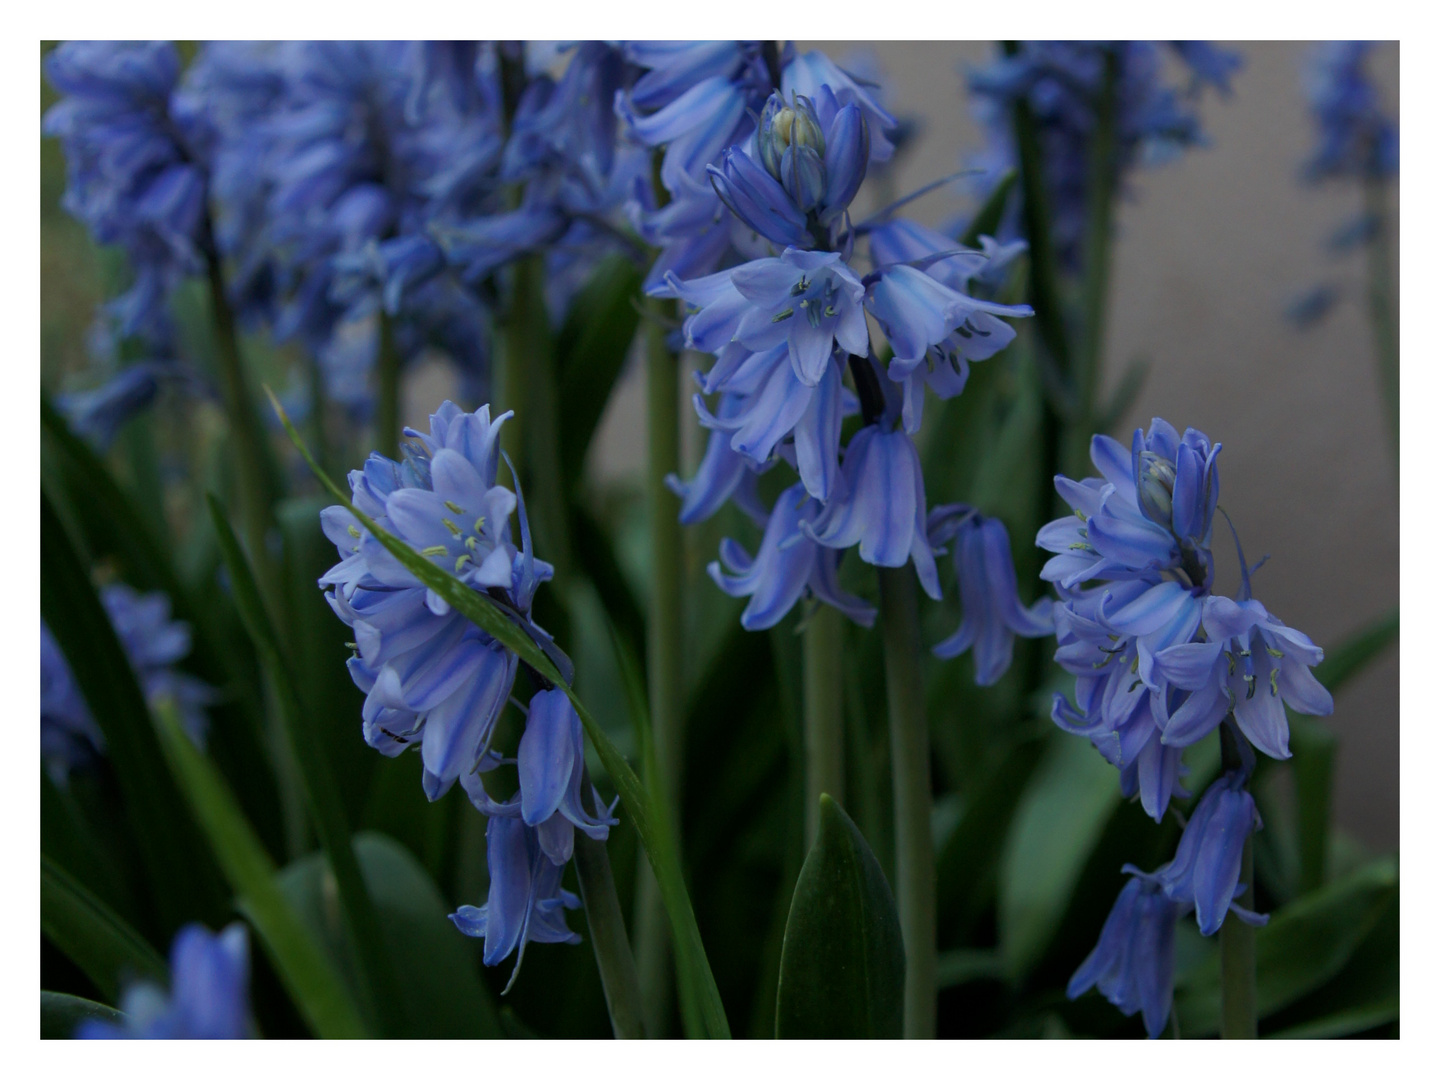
[
  {"x1": 1136, "y1": 450, "x2": 1177, "y2": 530},
  {"x1": 758, "y1": 91, "x2": 825, "y2": 184}
]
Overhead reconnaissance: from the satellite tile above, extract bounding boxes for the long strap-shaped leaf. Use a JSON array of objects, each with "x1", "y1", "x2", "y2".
[
  {"x1": 153, "y1": 702, "x2": 369, "y2": 1038},
  {"x1": 268, "y1": 391, "x2": 732, "y2": 1039},
  {"x1": 41, "y1": 857, "x2": 168, "y2": 1004},
  {"x1": 40, "y1": 490, "x2": 228, "y2": 934},
  {"x1": 41, "y1": 400, "x2": 285, "y2": 859},
  {"x1": 206, "y1": 493, "x2": 397, "y2": 1034}
]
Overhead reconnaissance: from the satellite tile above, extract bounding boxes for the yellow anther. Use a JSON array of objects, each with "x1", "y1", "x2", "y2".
[
  {"x1": 442, "y1": 518, "x2": 462, "y2": 537},
  {"x1": 420, "y1": 545, "x2": 447, "y2": 557},
  {"x1": 445, "y1": 500, "x2": 465, "y2": 515}
]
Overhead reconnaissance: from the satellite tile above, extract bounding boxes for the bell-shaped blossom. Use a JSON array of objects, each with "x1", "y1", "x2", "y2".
[
  {"x1": 1048, "y1": 580, "x2": 1189, "y2": 821},
  {"x1": 1067, "y1": 870, "x2": 1184, "y2": 1039},
  {"x1": 77, "y1": 923, "x2": 252, "y2": 1039},
  {"x1": 930, "y1": 508, "x2": 1053, "y2": 686},
  {"x1": 1152, "y1": 595, "x2": 1333, "y2": 759},
  {"x1": 665, "y1": 393, "x2": 770, "y2": 525},
  {"x1": 41, "y1": 621, "x2": 106, "y2": 783},
  {"x1": 781, "y1": 47, "x2": 899, "y2": 165},
  {"x1": 802, "y1": 420, "x2": 942, "y2": 600},
  {"x1": 320, "y1": 401, "x2": 560, "y2": 801},
  {"x1": 690, "y1": 344, "x2": 850, "y2": 502},
  {"x1": 670, "y1": 248, "x2": 868, "y2": 387},
  {"x1": 1155, "y1": 772, "x2": 1270, "y2": 936},
  {"x1": 864, "y1": 256, "x2": 1033, "y2": 433},
  {"x1": 708, "y1": 483, "x2": 876, "y2": 631},
  {"x1": 514, "y1": 688, "x2": 618, "y2": 865},
  {"x1": 449, "y1": 815, "x2": 583, "y2": 988}
]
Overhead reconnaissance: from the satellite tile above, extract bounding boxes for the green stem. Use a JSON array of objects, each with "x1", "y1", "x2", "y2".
[
  {"x1": 1292, "y1": 716, "x2": 1337, "y2": 894},
  {"x1": 376, "y1": 311, "x2": 402, "y2": 458},
  {"x1": 634, "y1": 294, "x2": 685, "y2": 1036},
  {"x1": 878, "y1": 567, "x2": 935, "y2": 1039},
  {"x1": 497, "y1": 278, "x2": 528, "y2": 473},
  {"x1": 1220, "y1": 836, "x2": 1258, "y2": 1038},
  {"x1": 204, "y1": 249, "x2": 276, "y2": 585},
  {"x1": 1066, "y1": 47, "x2": 1120, "y2": 478},
  {"x1": 803, "y1": 604, "x2": 845, "y2": 848},
  {"x1": 573, "y1": 825, "x2": 648, "y2": 1039},
  {"x1": 1365, "y1": 178, "x2": 1399, "y2": 472},
  {"x1": 513, "y1": 254, "x2": 572, "y2": 577}
]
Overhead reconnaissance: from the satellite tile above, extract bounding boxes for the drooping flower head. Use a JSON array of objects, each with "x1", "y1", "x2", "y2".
[
  {"x1": 1038, "y1": 419, "x2": 1331, "y2": 820},
  {"x1": 77, "y1": 923, "x2": 252, "y2": 1039}
]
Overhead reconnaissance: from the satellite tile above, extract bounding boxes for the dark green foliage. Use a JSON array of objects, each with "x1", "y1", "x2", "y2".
[
  {"x1": 776, "y1": 796, "x2": 905, "y2": 1039},
  {"x1": 41, "y1": 991, "x2": 125, "y2": 1039}
]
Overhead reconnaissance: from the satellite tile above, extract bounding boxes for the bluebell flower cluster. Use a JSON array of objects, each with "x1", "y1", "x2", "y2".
[
  {"x1": 966, "y1": 42, "x2": 1241, "y2": 268},
  {"x1": 1040, "y1": 418, "x2": 1330, "y2": 1034},
  {"x1": 1302, "y1": 42, "x2": 1398, "y2": 183},
  {"x1": 77, "y1": 923, "x2": 252, "y2": 1039},
  {"x1": 649, "y1": 45, "x2": 1039, "y2": 679},
  {"x1": 41, "y1": 583, "x2": 213, "y2": 785},
  {"x1": 320, "y1": 401, "x2": 613, "y2": 979},
  {"x1": 44, "y1": 42, "x2": 210, "y2": 347}
]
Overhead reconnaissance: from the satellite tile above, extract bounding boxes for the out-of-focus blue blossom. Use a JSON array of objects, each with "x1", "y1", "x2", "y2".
[
  {"x1": 77, "y1": 923, "x2": 252, "y2": 1039},
  {"x1": 55, "y1": 360, "x2": 207, "y2": 448},
  {"x1": 1067, "y1": 870, "x2": 1184, "y2": 1039},
  {"x1": 967, "y1": 42, "x2": 1241, "y2": 268},
  {"x1": 1302, "y1": 42, "x2": 1398, "y2": 182},
  {"x1": 708, "y1": 482, "x2": 875, "y2": 631},
  {"x1": 44, "y1": 41, "x2": 211, "y2": 346},
  {"x1": 450, "y1": 815, "x2": 582, "y2": 987},
  {"x1": 320, "y1": 401, "x2": 557, "y2": 800},
  {"x1": 1155, "y1": 771, "x2": 1269, "y2": 936},
  {"x1": 41, "y1": 621, "x2": 105, "y2": 784},
  {"x1": 1285, "y1": 283, "x2": 1341, "y2": 329},
  {"x1": 41, "y1": 582, "x2": 213, "y2": 784},
  {"x1": 929, "y1": 507, "x2": 1052, "y2": 686},
  {"x1": 802, "y1": 416, "x2": 942, "y2": 600}
]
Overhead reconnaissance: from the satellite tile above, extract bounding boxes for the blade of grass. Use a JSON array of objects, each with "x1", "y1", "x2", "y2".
[
  {"x1": 41, "y1": 856, "x2": 168, "y2": 1004},
  {"x1": 206, "y1": 493, "x2": 396, "y2": 1034},
  {"x1": 153, "y1": 700, "x2": 369, "y2": 1039}
]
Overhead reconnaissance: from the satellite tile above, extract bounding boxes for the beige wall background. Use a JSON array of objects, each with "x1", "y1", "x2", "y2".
[{"x1": 583, "y1": 41, "x2": 1400, "y2": 849}]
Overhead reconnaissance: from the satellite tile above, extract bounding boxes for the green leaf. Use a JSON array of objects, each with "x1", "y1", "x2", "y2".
[
  {"x1": 41, "y1": 856, "x2": 169, "y2": 1004},
  {"x1": 41, "y1": 991, "x2": 126, "y2": 1039},
  {"x1": 1174, "y1": 855, "x2": 1399, "y2": 1037},
  {"x1": 41, "y1": 398, "x2": 285, "y2": 859},
  {"x1": 268, "y1": 392, "x2": 731, "y2": 1037},
  {"x1": 999, "y1": 731, "x2": 1119, "y2": 978},
  {"x1": 556, "y1": 253, "x2": 644, "y2": 484},
  {"x1": 40, "y1": 769, "x2": 134, "y2": 922},
  {"x1": 40, "y1": 489, "x2": 228, "y2": 932},
  {"x1": 1316, "y1": 607, "x2": 1399, "y2": 693},
  {"x1": 207, "y1": 493, "x2": 396, "y2": 1033},
  {"x1": 277, "y1": 832, "x2": 502, "y2": 1038},
  {"x1": 775, "y1": 795, "x2": 905, "y2": 1039},
  {"x1": 936, "y1": 949, "x2": 1006, "y2": 990},
  {"x1": 153, "y1": 702, "x2": 369, "y2": 1039},
  {"x1": 959, "y1": 167, "x2": 1017, "y2": 247}
]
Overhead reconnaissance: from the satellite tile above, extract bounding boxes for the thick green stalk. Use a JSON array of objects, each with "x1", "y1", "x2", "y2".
[
  {"x1": 1220, "y1": 836, "x2": 1258, "y2": 1038},
  {"x1": 1292, "y1": 716, "x2": 1337, "y2": 893},
  {"x1": 878, "y1": 567, "x2": 935, "y2": 1039},
  {"x1": 1066, "y1": 47, "x2": 1120, "y2": 478},
  {"x1": 1365, "y1": 178, "x2": 1399, "y2": 471},
  {"x1": 803, "y1": 604, "x2": 845, "y2": 848},
  {"x1": 573, "y1": 828, "x2": 648, "y2": 1039},
  {"x1": 497, "y1": 273, "x2": 529, "y2": 472},
  {"x1": 375, "y1": 311, "x2": 402, "y2": 458},
  {"x1": 513, "y1": 254, "x2": 572, "y2": 576},
  {"x1": 204, "y1": 249, "x2": 276, "y2": 583},
  {"x1": 634, "y1": 296, "x2": 685, "y2": 1035}
]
